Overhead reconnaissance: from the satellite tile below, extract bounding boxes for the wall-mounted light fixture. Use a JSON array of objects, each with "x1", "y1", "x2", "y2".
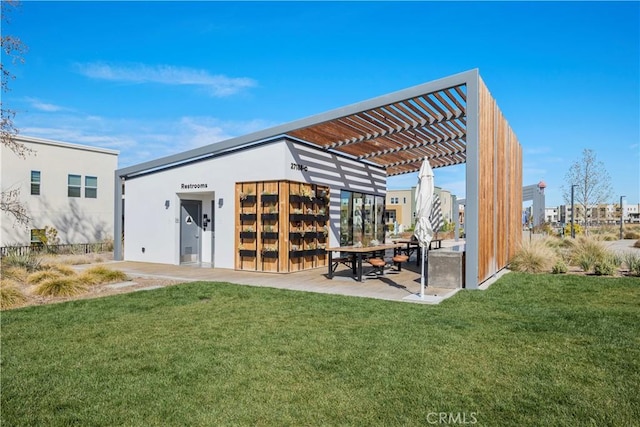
[
  {"x1": 165, "y1": 200, "x2": 170, "y2": 209},
  {"x1": 218, "y1": 198, "x2": 224, "y2": 208}
]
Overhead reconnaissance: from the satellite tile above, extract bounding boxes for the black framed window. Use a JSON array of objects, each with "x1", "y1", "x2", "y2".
[
  {"x1": 85, "y1": 176, "x2": 97, "y2": 198},
  {"x1": 30, "y1": 171, "x2": 41, "y2": 195},
  {"x1": 68, "y1": 174, "x2": 81, "y2": 197}
]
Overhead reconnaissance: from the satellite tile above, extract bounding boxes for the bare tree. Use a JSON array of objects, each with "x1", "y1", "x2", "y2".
[
  {"x1": 1, "y1": 0, "x2": 31, "y2": 226},
  {"x1": 562, "y1": 148, "x2": 613, "y2": 226}
]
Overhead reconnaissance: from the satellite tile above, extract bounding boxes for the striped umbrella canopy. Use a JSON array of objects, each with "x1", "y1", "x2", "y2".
[{"x1": 430, "y1": 194, "x2": 444, "y2": 236}]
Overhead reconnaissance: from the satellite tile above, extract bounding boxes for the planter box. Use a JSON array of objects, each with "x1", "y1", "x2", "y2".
[
  {"x1": 240, "y1": 195, "x2": 257, "y2": 204},
  {"x1": 289, "y1": 232, "x2": 304, "y2": 240},
  {"x1": 239, "y1": 232, "x2": 256, "y2": 239},
  {"x1": 261, "y1": 232, "x2": 279, "y2": 240},
  {"x1": 289, "y1": 194, "x2": 303, "y2": 203},
  {"x1": 302, "y1": 232, "x2": 318, "y2": 239},
  {"x1": 289, "y1": 214, "x2": 316, "y2": 222},
  {"x1": 316, "y1": 214, "x2": 329, "y2": 222},
  {"x1": 261, "y1": 213, "x2": 279, "y2": 221},
  {"x1": 261, "y1": 194, "x2": 278, "y2": 204},
  {"x1": 239, "y1": 250, "x2": 256, "y2": 258},
  {"x1": 239, "y1": 213, "x2": 257, "y2": 221},
  {"x1": 262, "y1": 251, "x2": 279, "y2": 259},
  {"x1": 289, "y1": 250, "x2": 304, "y2": 258}
]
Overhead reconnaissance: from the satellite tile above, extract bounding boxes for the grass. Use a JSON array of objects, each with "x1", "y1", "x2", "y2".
[{"x1": 1, "y1": 275, "x2": 639, "y2": 426}]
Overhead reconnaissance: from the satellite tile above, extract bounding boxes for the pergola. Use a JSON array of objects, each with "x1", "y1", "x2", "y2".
[{"x1": 114, "y1": 69, "x2": 522, "y2": 288}]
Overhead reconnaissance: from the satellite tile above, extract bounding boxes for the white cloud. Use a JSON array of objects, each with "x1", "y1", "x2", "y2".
[
  {"x1": 18, "y1": 111, "x2": 275, "y2": 168},
  {"x1": 74, "y1": 62, "x2": 257, "y2": 97},
  {"x1": 25, "y1": 97, "x2": 66, "y2": 112}
]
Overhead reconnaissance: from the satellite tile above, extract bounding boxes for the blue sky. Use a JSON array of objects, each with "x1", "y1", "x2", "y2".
[{"x1": 4, "y1": 1, "x2": 639, "y2": 207}]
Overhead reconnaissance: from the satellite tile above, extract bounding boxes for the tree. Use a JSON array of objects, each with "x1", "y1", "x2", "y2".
[
  {"x1": 562, "y1": 149, "x2": 613, "y2": 227},
  {"x1": 1, "y1": 0, "x2": 31, "y2": 226}
]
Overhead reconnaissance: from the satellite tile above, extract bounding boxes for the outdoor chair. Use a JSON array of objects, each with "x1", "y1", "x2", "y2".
[
  {"x1": 366, "y1": 258, "x2": 386, "y2": 277},
  {"x1": 331, "y1": 254, "x2": 352, "y2": 273},
  {"x1": 392, "y1": 254, "x2": 409, "y2": 271}
]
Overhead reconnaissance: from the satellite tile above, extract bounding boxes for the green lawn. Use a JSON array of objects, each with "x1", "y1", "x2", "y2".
[{"x1": 2, "y1": 274, "x2": 639, "y2": 426}]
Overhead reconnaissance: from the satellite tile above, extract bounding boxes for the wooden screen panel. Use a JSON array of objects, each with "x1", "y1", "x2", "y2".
[
  {"x1": 476, "y1": 78, "x2": 523, "y2": 284},
  {"x1": 496, "y1": 107, "x2": 508, "y2": 268},
  {"x1": 236, "y1": 182, "x2": 258, "y2": 271},
  {"x1": 477, "y1": 79, "x2": 496, "y2": 283}
]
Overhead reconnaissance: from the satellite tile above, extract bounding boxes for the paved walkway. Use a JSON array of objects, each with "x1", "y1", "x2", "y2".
[{"x1": 89, "y1": 240, "x2": 467, "y2": 304}]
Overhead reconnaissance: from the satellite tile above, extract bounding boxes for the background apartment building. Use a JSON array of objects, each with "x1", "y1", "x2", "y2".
[{"x1": 1, "y1": 135, "x2": 119, "y2": 247}]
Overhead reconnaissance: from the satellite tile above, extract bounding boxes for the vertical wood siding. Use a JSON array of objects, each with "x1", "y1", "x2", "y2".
[{"x1": 477, "y1": 78, "x2": 522, "y2": 283}]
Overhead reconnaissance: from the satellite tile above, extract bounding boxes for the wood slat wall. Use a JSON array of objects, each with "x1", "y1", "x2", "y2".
[{"x1": 477, "y1": 77, "x2": 522, "y2": 283}]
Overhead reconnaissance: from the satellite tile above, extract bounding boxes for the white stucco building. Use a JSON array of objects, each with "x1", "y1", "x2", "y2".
[
  {"x1": 116, "y1": 70, "x2": 524, "y2": 289},
  {"x1": 1, "y1": 135, "x2": 118, "y2": 247},
  {"x1": 120, "y1": 138, "x2": 386, "y2": 269}
]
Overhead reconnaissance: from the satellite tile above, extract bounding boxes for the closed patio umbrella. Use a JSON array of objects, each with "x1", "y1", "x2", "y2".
[{"x1": 413, "y1": 158, "x2": 435, "y2": 298}]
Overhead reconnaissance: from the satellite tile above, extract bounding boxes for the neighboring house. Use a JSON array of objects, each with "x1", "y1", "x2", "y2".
[
  {"x1": 1, "y1": 135, "x2": 119, "y2": 247},
  {"x1": 385, "y1": 189, "x2": 414, "y2": 228},
  {"x1": 385, "y1": 187, "x2": 456, "y2": 230}
]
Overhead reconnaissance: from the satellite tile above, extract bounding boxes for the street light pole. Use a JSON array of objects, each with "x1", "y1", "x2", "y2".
[
  {"x1": 571, "y1": 184, "x2": 576, "y2": 238},
  {"x1": 620, "y1": 195, "x2": 626, "y2": 240}
]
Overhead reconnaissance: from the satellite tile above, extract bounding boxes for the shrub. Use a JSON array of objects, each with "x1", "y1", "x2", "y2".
[
  {"x1": 551, "y1": 260, "x2": 568, "y2": 274},
  {"x1": 35, "y1": 277, "x2": 87, "y2": 297},
  {"x1": 622, "y1": 253, "x2": 640, "y2": 276},
  {"x1": 0, "y1": 266, "x2": 28, "y2": 283},
  {"x1": 569, "y1": 237, "x2": 610, "y2": 272},
  {"x1": 41, "y1": 264, "x2": 76, "y2": 276},
  {"x1": 509, "y1": 239, "x2": 557, "y2": 273},
  {"x1": 563, "y1": 223, "x2": 584, "y2": 237},
  {"x1": 27, "y1": 270, "x2": 64, "y2": 285},
  {"x1": 635, "y1": 240, "x2": 640, "y2": 249},
  {"x1": 593, "y1": 260, "x2": 616, "y2": 276},
  {"x1": 624, "y1": 231, "x2": 640, "y2": 240},
  {"x1": 78, "y1": 266, "x2": 128, "y2": 285},
  {"x1": 0, "y1": 280, "x2": 27, "y2": 309},
  {"x1": 2, "y1": 252, "x2": 42, "y2": 272}
]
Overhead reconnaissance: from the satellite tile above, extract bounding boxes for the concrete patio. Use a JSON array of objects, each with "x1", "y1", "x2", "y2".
[{"x1": 88, "y1": 239, "x2": 468, "y2": 304}]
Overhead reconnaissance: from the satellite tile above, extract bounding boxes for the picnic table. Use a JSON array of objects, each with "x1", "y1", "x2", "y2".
[
  {"x1": 391, "y1": 238, "x2": 443, "y2": 265},
  {"x1": 326, "y1": 243, "x2": 404, "y2": 282}
]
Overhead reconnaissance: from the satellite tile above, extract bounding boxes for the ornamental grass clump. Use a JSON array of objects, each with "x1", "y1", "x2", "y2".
[
  {"x1": 569, "y1": 237, "x2": 610, "y2": 274},
  {"x1": 509, "y1": 238, "x2": 557, "y2": 273},
  {"x1": 2, "y1": 251, "x2": 42, "y2": 272},
  {"x1": 27, "y1": 270, "x2": 65, "y2": 285},
  {"x1": 622, "y1": 252, "x2": 640, "y2": 276},
  {"x1": 34, "y1": 277, "x2": 87, "y2": 297},
  {"x1": 0, "y1": 280, "x2": 27, "y2": 309},
  {"x1": 551, "y1": 260, "x2": 568, "y2": 274},
  {"x1": 78, "y1": 266, "x2": 128, "y2": 286}
]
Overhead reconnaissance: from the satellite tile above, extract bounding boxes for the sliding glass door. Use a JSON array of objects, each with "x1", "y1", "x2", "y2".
[{"x1": 340, "y1": 190, "x2": 385, "y2": 246}]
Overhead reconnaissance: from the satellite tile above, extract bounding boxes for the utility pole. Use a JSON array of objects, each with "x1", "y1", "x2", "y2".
[
  {"x1": 571, "y1": 184, "x2": 576, "y2": 238},
  {"x1": 620, "y1": 195, "x2": 626, "y2": 240}
]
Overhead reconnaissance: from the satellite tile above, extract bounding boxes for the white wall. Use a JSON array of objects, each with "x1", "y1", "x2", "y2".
[
  {"x1": 123, "y1": 139, "x2": 387, "y2": 268},
  {"x1": 1, "y1": 136, "x2": 118, "y2": 246}
]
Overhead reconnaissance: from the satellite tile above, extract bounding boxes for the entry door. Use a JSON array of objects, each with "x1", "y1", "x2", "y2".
[{"x1": 180, "y1": 200, "x2": 202, "y2": 264}]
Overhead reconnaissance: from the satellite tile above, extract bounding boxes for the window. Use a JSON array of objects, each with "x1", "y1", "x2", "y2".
[
  {"x1": 403, "y1": 197, "x2": 406, "y2": 204},
  {"x1": 31, "y1": 171, "x2": 41, "y2": 195},
  {"x1": 68, "y1": 174, "x2": 81, "y2": 197},
  {"x1": 30, "y1": 229, "x2": 45, "y2": 244},
  {"x1": 85, "y1": 176, "x2": 97, "y2": 198}
]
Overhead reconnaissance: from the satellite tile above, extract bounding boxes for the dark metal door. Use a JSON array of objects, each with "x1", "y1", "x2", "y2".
[{"x1": 180, "y1": 200, "x2": 201, "y2": 263}]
